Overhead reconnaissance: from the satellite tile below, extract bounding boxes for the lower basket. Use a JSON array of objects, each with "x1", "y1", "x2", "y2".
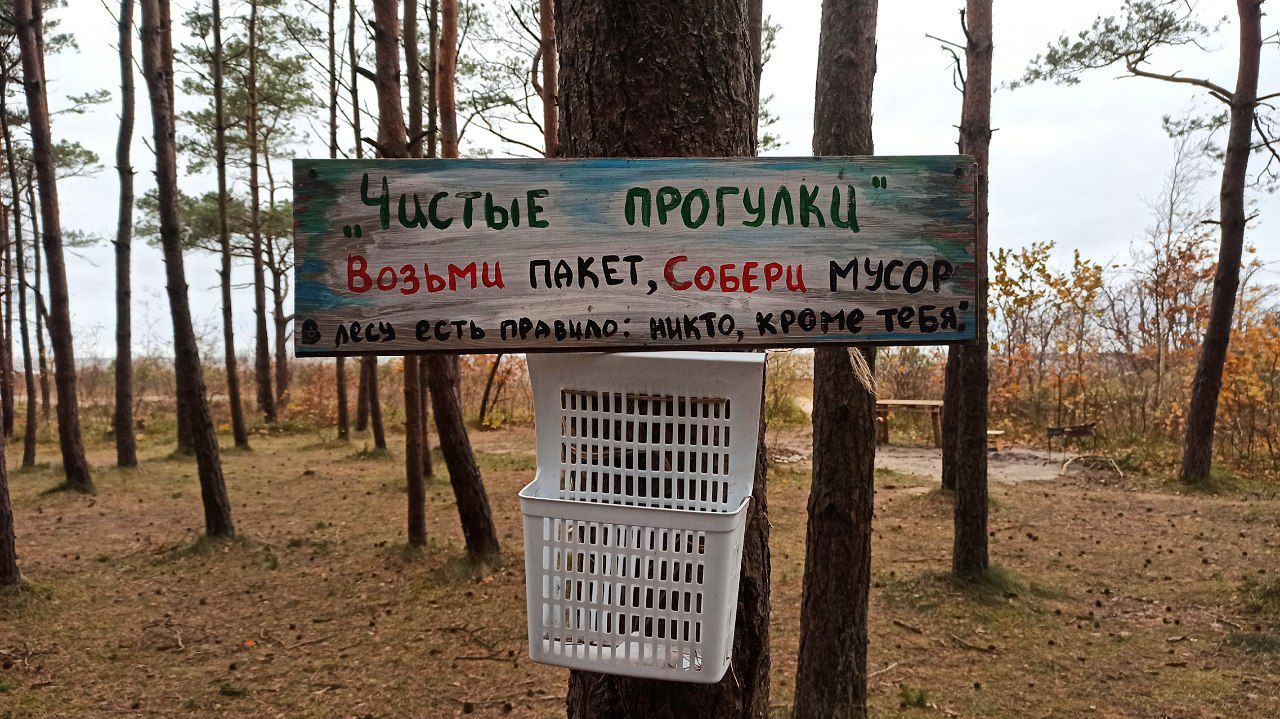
[{"x1": 520, "y1": 480, "x2": 749, "y2": 683}]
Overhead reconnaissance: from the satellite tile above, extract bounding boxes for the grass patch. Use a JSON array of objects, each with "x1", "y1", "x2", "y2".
[
  {"x1": 1174, "y1": 467, "x2": 1273, "y2": 497},
  {"x1": 352, "y1": 445, "x2": 393, "y2": 461},
  {"x1": 898, "y1": 684, "x2": 933, "y2": 709},
  {"x1": 1225, "y1": 632, "x2": 1280, "y2": 655},
  {"x1": 0, "y1": 677, "x2": 15, "y2": 693},
  {"x1": 158, "y1": 534, "x2": 252, "y2": 561},
  {"x1": 882, "y1": 565, "x2": 1057, "y2": 613},
  {"x1": 1240, "y1": 577, "x2": 1280, "y2": 618},
  {"x1": 474, "y1": 450, "x2": 537, "y2": 473}
]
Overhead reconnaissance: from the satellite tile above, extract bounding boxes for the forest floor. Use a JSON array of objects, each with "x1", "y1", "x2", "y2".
[{"x1": 1, "y1": 424, "x2": 1278, "y2": 718}]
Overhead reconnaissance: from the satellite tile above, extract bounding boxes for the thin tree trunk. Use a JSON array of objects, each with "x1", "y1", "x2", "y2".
[
  {"x1": 356, "y1": 357, "x2": 369, "y2": 430},
  {"x1": 426, "y1": 0, "x2": 500, "y2": 561},
  {"x1": 212, "y1": 0, "x2": 249, "y2": 450},
  {"x1": 419, "y1": 0, "x2": 437, "y2": 476},
  {"x1": 1179, "y1": 0, "x2": 1261, "y2": 485},
  {"x1": 113, "y1": 0, "x2": 138, "y2": 466},
  {"x1": 329, "y1": 0, "x2": 349, "y2": 441},
  {"x1": 1, "y1": 88, "x2": 37, "y2": 469},
  {"x1": 425, "y1": 355, "x2": 499, "y2": 558},
  {"x1": 367, "y1": 358, "x2": 386, "y2": 449},
  {"x1": 950, "y1": 0, "x2": 993, "y2": 577},
  {"x1": 437, "y1": 0, "x2": 457, "y2": 157},
  {"x1": 426, "y1": 0, "x2": 438, "y2": 158},
  {"x1": 1, "y1": 221, "x2": 11, "y2": 439},
  {"x1": 404, "y1": 0, "x2": 423, "y2": 156},
  {"x1": 247, "y1": 0, "x2": 275, "y2": 423},
  {"x1": 418, "y1": 355, "x2": 431, "y2": 476},
  {"x1": 537, "y1": 0, "x2": 556, "y2": 156},
  {"x1": 3, "y1": 204, "x2": 35, "y2": 469},
  {"x1": 29, "y1": 176, "x2": 47, "y2": 425},
  {"x1": 793, "y1": 1, "x2": 878, "y2": 715},
  {"x1": 0, "y1": 421, "x2": 15, "y2": 587},
  {"x1": 560, "y1": 2, "x2": 769, "y2": 716},
  {"x1": 14, "y1": 0, "x2": 92, "y2": 492},
  {"x1": 140, "y1": 0, "x2": 235, "y2": 537},
  {"x1": 270, "y1": 263, "x2": 289, "y2": 404},
  {"x1": 371, "y1": 0, "x2": 429, "y2": 544},
  {"x1": 477, "y1": 353, "x2": 502, "y2": 427}
]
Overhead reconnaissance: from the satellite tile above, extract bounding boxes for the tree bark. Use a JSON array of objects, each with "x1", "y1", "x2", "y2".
[
  {"x1": 793, "y1": 1, "x2": 878, "y2": 715},
  {"x1": 112, "y1": 0, "x2": 138, "y2": 467},
  {"x1": 2, "y1": 202, "x2": 35, "y2": 469},
  {"x1": 0, "y1": 429, "x2": 15, "y2": 587},
  {"x1": 367, "y1": 358, "x2": 387, "y2": 449},
  {"x1": 437, "y1": 0, "x2": 458, "y2": 157},
  {"x1": 426, "y1": 0, "x2": 438, "y2": 158},
  {"x1": 247, "y1": 0, "x2": 276, "y2": 423},
  {"x1": 951, "y1": 0, "x2": 993, "y2": 577},
  {"x1": 329, "y1": 0, "x2": 349, "y2": 442},
  {"x1": 425, "y1": 355, "x2": 499, "y2": 558},
  {"x1": 559, "y1": 2, "x2": 770, "y2": 716},
  {"x1": 476, "y1": 354, "x2": 502, "y2": 427},
  {"x1": 404, "y1": 0, "x2": 423, "y2": 156},
  {"x1": 1178, "y1": 0, "x2": 1261, "y2": 485},
  {"x1": 25, "y1": 166, "x2": 48, "y2": 425},
  {"x1": 1, "y1": 86, "x2": 37, "y2": 469},
  {"x1": 213, "y1": 0, "x2": 250, "y2": 451},
  {"x1": 538, "y1": 0, "x2": 556, "y2": 156},
  {"x1": 1, "y1": 221, "x2": 11, "y2": 439},
  {"x1": 140, "y1": 0, "x2": 235, "y2": 537},
  {"x1": 370, "y1": 0, "x2": 428, "y2": 545},
  {"x1": 418, "y1": 355, "x2": 432, "y2": 476},
  {"x1": 356, "y1": 356, "x2": 369, "y2": 431},
  {"x1": 14, "y1": 0, "x2": 92, "y2": 492}
]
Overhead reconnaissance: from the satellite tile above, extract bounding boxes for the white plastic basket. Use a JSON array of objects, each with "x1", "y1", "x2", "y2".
[{"x1": 521, "y1": 351, "x2": 764, "y2": 683}]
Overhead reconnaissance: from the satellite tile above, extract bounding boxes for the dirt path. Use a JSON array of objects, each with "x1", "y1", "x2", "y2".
[{"x1": 770, "y1": 425, "x2": 1071, "y2": 483}]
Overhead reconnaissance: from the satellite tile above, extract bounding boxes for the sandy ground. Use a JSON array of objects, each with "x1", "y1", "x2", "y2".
[{"x1": 1, "y1": 426, "x2": 1277, "y2": 718}]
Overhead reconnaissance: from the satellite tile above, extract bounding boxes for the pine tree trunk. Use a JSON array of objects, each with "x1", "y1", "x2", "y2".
[
  {"x1": 0, "y1": 431, "x2": 16, "y2": 587},
  {"x1": 1, "y1": 230, "x2": 11, "y2": 439},
  {"x1": 212, "y1": 0, "x2": 249, "y2": 451},
  {"x1": 112, "y1": 0, "x2": 138, "y2": 466},
  {"x1": 31, "y1": 212, "x2": 48, "y2": 422},
  {"x1": 1, "y1": 91, "x2": 38, "y2": 469},
  {"x1": 793, "y1": 1, "x2": 878, "y2": 715},
  {"x1": 538, "y1": 0, "x2": 556, "y2": 156},
  {"x1": 25, "y1": 166, "x2": 49, "y2": 426},
  {"x1": 418, "y1": 355, "x2": 432, "y2": 476},
  {"x1": 2, "y1": 202, "x2": 35, "y2": 469},
  {"x1": 951, "y1": 0, "x2": 993, "y2": 577},
  {"x1": 477, "y1": 354, "x2": 502, "y2": 427},
  {"x1": 426, "y1": 0, "x2": 438, "y2": 158},
  {"x1": 356, "y1": 356, "x2": 370, "y2": 431},
  {"x1": 247, "y1": 0, "x2": 275, "y2": 423},
  {"x1": 1178, "y1": 0, "x2": 1261, "y2": 486},
  {"x1": 140, "y1": 0, "x2": 235, "y2": 537},
  {"x1": 14, "y1": 0, "x2": 92, "y2": 492},
  {"x1": 404, "y1": 0, "x2": 423, "y2": 156},
  {"x1": 425, "y1": 354, "x2": 499, "y2": 558},
  {"x1": 437, "y1": 0, "x2": 458, "y2": 157},
  {"x1": 559, "y1": 2, "x2": 770, "y2": 716},
  {"x1": 367, "y1": 358, "x2": 387, "y2": 450},
  {"x1": 329, "y1": 0, "x2": 348, "y2": 442},
  {"x1": 428, "y1": 0, "x2": 500, "y2": 561},
  {"x1": 271, "y1": 267, "x2": 289, "y2": 405}
]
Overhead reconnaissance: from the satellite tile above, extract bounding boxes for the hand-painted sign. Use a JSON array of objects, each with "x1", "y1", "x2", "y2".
[{"x1": 293, "y1": 156, "x2": 976, "y2": 355}]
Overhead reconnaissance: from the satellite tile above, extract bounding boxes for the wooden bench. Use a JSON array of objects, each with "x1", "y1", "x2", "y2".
[
  {"x1": 875, "y1": 399, "x2": 943, "y2": 448},
  {"x1": 987, "y1": 430, "x2": 1005, "y2": 451}
]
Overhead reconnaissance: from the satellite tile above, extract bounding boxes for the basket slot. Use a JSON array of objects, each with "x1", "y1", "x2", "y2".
[{"x1": 556, "y1": 389, "x2": 733, "y2": 512}]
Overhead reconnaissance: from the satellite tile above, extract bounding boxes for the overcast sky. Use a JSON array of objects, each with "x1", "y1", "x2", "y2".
[{"x1": 41, "y1": 0, "x2": 1280, "y2": 358}]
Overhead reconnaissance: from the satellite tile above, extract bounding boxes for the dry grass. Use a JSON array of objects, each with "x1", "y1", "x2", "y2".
[{"x1": 1, "y1": 424, "x2": 1278, "y2": 718}]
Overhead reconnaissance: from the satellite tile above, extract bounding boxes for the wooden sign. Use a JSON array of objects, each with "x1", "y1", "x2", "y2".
[{"x1": 292, "y1": 157, "x2": 976, "y2": 356}]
